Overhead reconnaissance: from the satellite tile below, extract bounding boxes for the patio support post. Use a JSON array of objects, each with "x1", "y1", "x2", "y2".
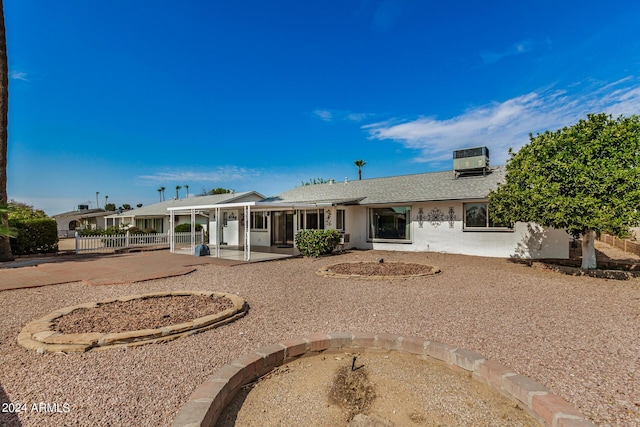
[
  {"x1": 190, "y1": 208, "x2": 196, "y2": 254},
  {"x1": 244, "y1": 205, "x2": 251, "y2": 261},
  {"x1": 169, "y1": 210, "x2": 175, "y2": 253},
  {"x1": 215, "y1": 207, "x2": 221, "y2": 258},
  {"x1": 293, "y1": 209, "x2": 299, "y2": 248}
]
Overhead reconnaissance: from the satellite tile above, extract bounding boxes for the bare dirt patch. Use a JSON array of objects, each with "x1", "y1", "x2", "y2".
[
  {"x1": 217, "y1": 351, "x2": 541, "y2": 427},
  {"x1": 53, "y1": 295, "x2": 235, "y2": 334}
]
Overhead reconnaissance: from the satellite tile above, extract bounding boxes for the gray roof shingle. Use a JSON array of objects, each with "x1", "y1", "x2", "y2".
[
  {"x1": 265, "y1": 167, "x2": 505, "y2": 205},
  {"x1": 105, "y1": 191, "x2": 264, "y2": 217}
]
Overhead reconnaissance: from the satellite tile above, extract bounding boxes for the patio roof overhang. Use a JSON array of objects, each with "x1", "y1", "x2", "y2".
[{"x1": 166, "y1": 200, "x2": 321, "y2": 213}]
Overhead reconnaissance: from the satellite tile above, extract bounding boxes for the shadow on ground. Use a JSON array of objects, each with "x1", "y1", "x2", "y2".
[{"x1": 0, "y1": 382, "x2": 22, "y2": 427}]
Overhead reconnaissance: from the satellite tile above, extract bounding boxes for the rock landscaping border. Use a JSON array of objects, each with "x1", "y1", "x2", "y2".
[
  {"x1": 172, "y1": 332, "x2": 594, "y2": 427},
  {"x1": 317, "y1": 262, "x2": 441, "y2": 279},
  {"x1": 17, "y1": 291, "x2": 248, "y2": 353},
  {"x1": 531, "y1": 259, "x2": 640, "y2": 280}
]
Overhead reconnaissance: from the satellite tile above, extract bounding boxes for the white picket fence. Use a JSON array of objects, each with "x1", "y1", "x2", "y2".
[{"x1": 75, "y1": 231, "x2": 204, "y2": 254}]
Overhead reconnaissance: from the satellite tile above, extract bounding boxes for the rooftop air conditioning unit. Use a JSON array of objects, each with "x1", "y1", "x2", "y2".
[
  {"x1": 453, "y1": 146, "x2": 490, "y2": 176},
  {"x1": 77, "y1": 204, "x2": 89, "y2": 211}
]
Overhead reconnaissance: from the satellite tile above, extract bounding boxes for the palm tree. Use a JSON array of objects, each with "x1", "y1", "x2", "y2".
[
  {"x1": 96, "y1": 191, "x2": 100, "y2": 208},
  {"x1": 157, "y1": 188, "x2": 162, "y2": 202},
  {"x1": 354, "y1": 159, "x2": 366, "y2": 180},
  {"x1": 175, "y1": 185, "x2": 182, "y2": 199},
  {"x1": 0, "y1": 1, "x2": 13, "y2": 261},
  {"x1": 184, "y1": 184, "x2": 189, "y2": 198},
  {"x1": 160, "y1": 186, "x2": 166, "y2": 202},
  {"x1": 104, "y1": 195, "x2": 109, "y2": 207}
]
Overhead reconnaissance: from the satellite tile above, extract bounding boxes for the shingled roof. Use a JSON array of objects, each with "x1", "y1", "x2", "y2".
[
  {"x1": 265, "y1": 167, "x2": 505, "y2": 205},
  {"x1": 105, "y1": 191, "x2": 265, "y2": 218}
]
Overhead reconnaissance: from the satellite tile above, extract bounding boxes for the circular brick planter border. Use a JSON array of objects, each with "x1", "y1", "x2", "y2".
[
  {"x1": 17, "y1": 291, "x2": 248, "y2": 353},
  {"x1": 172, "y1": 332, "x2": 594, "y2": 427},
  {"x1": 317, "y1": 262, "x2": 441, "y2": 279}
]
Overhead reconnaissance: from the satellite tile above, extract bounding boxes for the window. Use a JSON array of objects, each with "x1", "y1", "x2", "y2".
[
  {"x1": 250, "y1": 211, "x2": 267, "y2": 230},
  {"x1": 299, "y1": 209, "x2": 325, "y2": 230},
  {"x1": 336, "y1": 209, "x2": 345, "y2": 231},
  {"x1": 368, "y1": 207, "x2": 411, "y2": 241},
  {"x1": 136, "y1": 218, "x2": 163, "y2": 232},
  {"x1": 463, "y1": 203, "x2": 511, "y2": 229}
]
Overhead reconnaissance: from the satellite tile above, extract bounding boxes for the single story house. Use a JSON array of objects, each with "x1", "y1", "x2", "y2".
[
  {"x1": 53, "y1": 206, "x2": 115, "y2": 238},
  {"x1": 104, "y1": 191, "x2": 265, "y2": 233},
  {"x1": 168, "y1": 151, "x2": 570, "y2": 260}
]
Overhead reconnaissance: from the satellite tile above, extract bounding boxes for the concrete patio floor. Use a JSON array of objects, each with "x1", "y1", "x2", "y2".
[{"x1": 0, "y1": 250, "x2": 257, "y2": 291}]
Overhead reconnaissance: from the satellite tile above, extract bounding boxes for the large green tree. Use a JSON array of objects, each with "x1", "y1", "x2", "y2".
[
  {"x1": 0, "y1": 0, "x2": 12, "y2": 261},
  {"x1": 489, "y1": 113, "x2": 640, "y2": 269},
  {"x1": 8, "y1": 200, "x2": 47, "y2": 220}
]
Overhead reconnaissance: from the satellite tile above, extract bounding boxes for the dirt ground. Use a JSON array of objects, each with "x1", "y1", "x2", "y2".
[{"x1": 216, "y1": 351, "x2": 541, "y2": 427}]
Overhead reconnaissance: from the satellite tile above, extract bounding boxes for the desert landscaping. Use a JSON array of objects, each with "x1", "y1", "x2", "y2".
[{"x1": 0, "y1": 246, "x2": 638, "y2": 426}]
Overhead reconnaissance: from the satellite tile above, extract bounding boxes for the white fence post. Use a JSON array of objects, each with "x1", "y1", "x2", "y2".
[{"x1": 75, "y1": 231, "x2": 79, "y2": 255}]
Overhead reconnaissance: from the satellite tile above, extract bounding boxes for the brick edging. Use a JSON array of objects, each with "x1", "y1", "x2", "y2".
[
  {"x1": 172, "y1": 332, "x2": 594, "y2": 427},
  {"x1": 317, "y1": 262, "x2": 441, "y2": 280},
  {"x1": 17, "y1": 291, "x2": 248, "y2": 353}
]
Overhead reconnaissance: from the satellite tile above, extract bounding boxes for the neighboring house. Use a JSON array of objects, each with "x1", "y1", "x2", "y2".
[
  {"x1": 104, "y1": 191, "x2": 265, "y2": 233},
  {"x1": 53, "y1": 206, "x2": 115, "y2": 238},
  {"x1": 168, "y1": 149, "x2": 570, "y2": 260}
]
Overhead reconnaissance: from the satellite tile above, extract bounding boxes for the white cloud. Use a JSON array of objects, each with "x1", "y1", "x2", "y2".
[
  {"x1": 10, "y1": 70, "x2": 28, "y2": 81},
  {"x1": 313, "y1": 109, "x2": 333, "y2": 122},
  {"x1": 136, "y1": 166, "x2": 260, "y2": 185},
  {"x1": 346, "y1": 112, "x2": 375, "y2": 122},
  {"x1": 313, "y1": 109, "x2": 374, "y2": 123},
  {"x1": 364, "y1": 78, "x2": 640, "y2": 165}
]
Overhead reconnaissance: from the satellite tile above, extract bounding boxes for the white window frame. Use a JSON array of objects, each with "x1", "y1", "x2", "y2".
[
  {"x1": 463, "y1": 202, "x2": 513, "y2": 231},
  {"x1": 299, "y1": 209, "x2": 325, "y2": 230},
  {"x1": 250, "y1": 211, "x2": 268, "y2": 230},
  {"x1": 367, "y1": 206, "x2": 412, "y2": 243},
  {"x1": 336, "y1": 209, "x2": 346, "y2": 231}
]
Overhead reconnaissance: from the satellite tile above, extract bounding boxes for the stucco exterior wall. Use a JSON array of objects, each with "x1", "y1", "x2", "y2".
[{"x1": 338, "y1": 202, "x2": 569, "y2": 259}]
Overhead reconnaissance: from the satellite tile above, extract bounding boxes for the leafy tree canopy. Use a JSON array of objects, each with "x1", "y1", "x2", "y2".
[
  {"x1": 200, "y1": 187, "x2": 233, "y2": 196},
  {"x1": 489, "y1": 113, "x2": 640, "y2": 239},
  {"x1": 300, "y1": 178, "x2": 330, "y2": 186},
  {"x1": 8, "y1": 200, "x2": 48, "y2": 220},
  {"x1": 0, "y1": 204, "x2": 16, "y2": 237}
]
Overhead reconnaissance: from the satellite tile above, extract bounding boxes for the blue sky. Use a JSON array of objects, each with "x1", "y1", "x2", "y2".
[{"x1": 5, "y1": 1, "x2": 640, "y2": 215}]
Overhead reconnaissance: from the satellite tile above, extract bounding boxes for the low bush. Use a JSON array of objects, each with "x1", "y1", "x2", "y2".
[
  {"x1": 174, "y1": 223, "x2": 203, "y2": 232},
  {"x1": 9, "y1": 218, "x2": 58, "y2": 255},
  {"x1": 126, "y1": 226, "x2": 145, "y2": 235},
  {"x1": 294, "y1": 229, "x2": 341, "y2": 258},
  {"x1": 78, "y1": 226, "x2": 124, "y2": 236}
]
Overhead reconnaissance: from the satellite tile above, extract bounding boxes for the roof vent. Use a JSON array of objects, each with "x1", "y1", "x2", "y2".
[
  {"x1": 453, "y1": 146, "x2": 490, "y2": 177},
  {"x1": 344, "y1": 177, "x2": 349, "y2": 184}
]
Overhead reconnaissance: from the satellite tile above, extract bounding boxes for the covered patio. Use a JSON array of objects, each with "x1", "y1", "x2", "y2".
[{"x1": 167, "y1": 201, "x2": 317, "y2": 261}]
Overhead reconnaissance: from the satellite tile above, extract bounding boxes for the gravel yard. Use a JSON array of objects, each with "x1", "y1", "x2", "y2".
[{"x1": 1, "y1": 249, "x2": 639, "y2": 426}]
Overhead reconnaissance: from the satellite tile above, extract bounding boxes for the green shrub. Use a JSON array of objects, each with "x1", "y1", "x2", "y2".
[
  {"x1": 9, "y1": 218, "x2": 59, "y2": 255},
  {"x1": 78, "y1": 226, "x2": 124, "y2": 236},
  {"x1": 126, "y1": 226, "x2": 145, "y2": 235},
  {"x1": 294, "y1": 229, "x2": 341, "y2": 258},
  {"x1": 174, "y1": 223, "x2": 203, "y2": 232}
]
